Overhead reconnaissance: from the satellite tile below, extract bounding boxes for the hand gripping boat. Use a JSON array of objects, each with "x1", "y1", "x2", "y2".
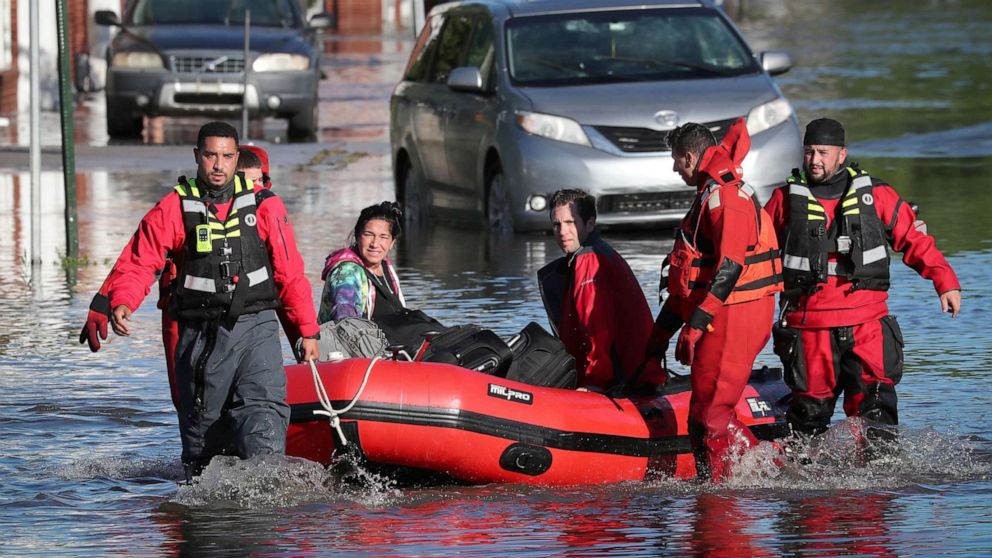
[{"x1": 285, "y1": 358, "x2": 791, "y2": 485}]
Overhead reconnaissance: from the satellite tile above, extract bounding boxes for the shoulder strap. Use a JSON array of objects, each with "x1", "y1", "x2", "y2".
[{"x1": 255, "y1": 188, "x2": 277, "y2": 205}]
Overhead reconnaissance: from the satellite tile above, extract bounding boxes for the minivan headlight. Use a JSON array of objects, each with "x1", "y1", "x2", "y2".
[
  {"x1": 515, "y1": 111, "x2": 590, "y2": 147},
  {"x1": 111, "y1": 51, "x2": 163, "y2": 69},
  {"x1": 746, "y1": 97, "x2": 793, "y2": 135},
  {"x1": 253, "y1": 53, "x2": 310, "y2": 72}
]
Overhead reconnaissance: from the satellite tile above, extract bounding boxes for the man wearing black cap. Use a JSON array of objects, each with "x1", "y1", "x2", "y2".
[{"x1": 764, "y1": 118, "x2": 962, "y2": 451}]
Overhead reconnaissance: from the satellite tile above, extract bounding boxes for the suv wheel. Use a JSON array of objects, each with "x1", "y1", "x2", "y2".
[
  {"x1": 399, "y1": 158, "x2": 429, "y2": 225},
  {"x1": 106, "y1": 102, "x2": 142, "y2": 139},
  {"x1": 486, "y1": 165, "x2": 514, "y2": 233},
  {"x1": 288, "y1": 99, "x2": 318, "y2": 141}
]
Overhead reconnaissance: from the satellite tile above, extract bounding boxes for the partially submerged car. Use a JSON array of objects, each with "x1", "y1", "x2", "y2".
[
  {"x1": 97, "y1": 0, "x2": 332, "y2": 140},
  {"x1": 390, "y1": 0, "x2": 802, "y2": 232}
]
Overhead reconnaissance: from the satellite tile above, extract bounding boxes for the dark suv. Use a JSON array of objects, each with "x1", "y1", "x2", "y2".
[{"x1": 96, "y1": 0, "x2": 331, "y2": 140}]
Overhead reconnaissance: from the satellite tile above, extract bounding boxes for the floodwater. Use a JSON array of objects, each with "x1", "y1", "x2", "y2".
[{"x1": 2, "y1": 1, "x2": 992, "y2": 555}]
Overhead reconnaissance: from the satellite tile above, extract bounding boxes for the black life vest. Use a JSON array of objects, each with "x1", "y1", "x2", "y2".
[
  {"x1": 172, "y1": 175, "x2": 280, "y2": 321},
  {"x1": 781, "y1": 166, "x2": 890, "y2": 295}
]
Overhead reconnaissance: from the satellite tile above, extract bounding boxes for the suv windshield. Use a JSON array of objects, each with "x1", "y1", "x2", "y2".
[
  {"x1": 129, "y1": 0, "x2": 300, "y2": 27},
  {"x1": 507, "y1": 8, "x2": 758, "y2": 86}
]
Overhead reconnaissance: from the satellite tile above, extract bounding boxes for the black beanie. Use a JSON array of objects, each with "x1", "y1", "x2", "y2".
[{"x1": 804, "y1": 118, "x2": 845, "y2": 146}]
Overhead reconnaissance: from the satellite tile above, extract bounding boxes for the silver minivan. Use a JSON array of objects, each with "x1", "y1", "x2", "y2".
[{"x1": 390, "y1": 0, "x2": 801, "y2": 232}]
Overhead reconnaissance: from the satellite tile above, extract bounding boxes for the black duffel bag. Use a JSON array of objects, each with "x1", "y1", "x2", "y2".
[
  {"x1": 417, "y1": 324, "x2": 514, "y2": 376},
  {"x1": 505, "y1": 322, "x2": 577, "y2": 389},
  {"x1": 374, "y1": 308, "x2": 446, "y2": 351}
]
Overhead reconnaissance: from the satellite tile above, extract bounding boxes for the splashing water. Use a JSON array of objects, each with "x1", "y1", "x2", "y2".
[
  {"x1": 724, "y1": 419, "x2": 991, "y2": 491},
  {"x1": 54, "y1": 455, "x2": 183, "y2": 483},
  {"x1": 169, "y1": 452, "x2": 404, "y2": 509}
]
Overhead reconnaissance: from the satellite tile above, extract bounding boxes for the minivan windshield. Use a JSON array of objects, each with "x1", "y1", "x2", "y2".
[
  {"x1": 129, "y1": 0, "x2": 300, "y2": 27},
  {"x1": 507, "y1": 8, "x2": 758, "y2": 86}
]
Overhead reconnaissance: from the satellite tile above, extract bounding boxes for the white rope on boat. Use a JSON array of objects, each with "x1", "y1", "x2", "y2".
[{"x1": 309, "y1": 356, "x2": 379, "y2": 447}]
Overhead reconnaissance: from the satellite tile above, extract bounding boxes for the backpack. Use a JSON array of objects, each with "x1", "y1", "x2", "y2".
[{"x1": 317, "y1": 317, "x2": 389, "y2": 360}]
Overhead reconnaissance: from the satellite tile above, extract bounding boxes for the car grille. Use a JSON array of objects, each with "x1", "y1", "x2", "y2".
[
  {"x1": 174, "y1": 93, "x2": 244, "y2": 105},
  {"x1": 170, "y1": 55, "x2": 246, "y2": 74},
  {"x1": 599, "y1": 191, "x2": 697, "y2": 214},
  {"x1": 594, "y1": 117, "x2": 740, "y2": 153}
]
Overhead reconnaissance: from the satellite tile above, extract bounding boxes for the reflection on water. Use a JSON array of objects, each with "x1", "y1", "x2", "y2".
[{"x1": 1, "y1": 0, "x2": 992, "y2": 555}]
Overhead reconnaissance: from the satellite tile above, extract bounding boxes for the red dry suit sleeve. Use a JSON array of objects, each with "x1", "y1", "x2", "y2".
[
  {"x1": 572, "y1": 254, "x2": 618, "y2": 389},
  {"x1": 256, "y1": 193, "x2": 319, "y2": 339},
  {"x1": 762, "y1": 186, "x2": 788, "y2": 245},
  {"x1": 874, "y1": 184, "x2": 960, "y2": 294},
  {"x1": 691, "y1": 185, "x2": 756, "y2": 328},
  {"x1": 107, "y1": 193, "x2": 185, "y2": 313}
]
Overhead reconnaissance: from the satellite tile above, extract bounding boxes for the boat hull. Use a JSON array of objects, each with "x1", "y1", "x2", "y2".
[{"x1": 285, "y1": 359, "x2": 790, "y2": 485}]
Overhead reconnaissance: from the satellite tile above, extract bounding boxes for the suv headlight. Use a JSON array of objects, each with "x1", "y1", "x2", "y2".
[
  {"x1": 252, "y1": 53, "x2": 310, "y2": 72},
  {"x1": 111, "y1": 51, "x2": 163, "y2": 69},
  {"x1": 746, "y1": 97, "x2": 793, "y2": 135},
  {"x1": 516, "y1": 111, "x2": 590, "y2": 147}
]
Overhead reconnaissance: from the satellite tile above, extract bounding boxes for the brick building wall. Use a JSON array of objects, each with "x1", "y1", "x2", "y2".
[
  {"x1": 0, "y1": 0, "x2": 88, "y2": 117},
  {"x1": 0, "y1": 0, "x2": 17, "y2": 115},
  {"x1": 68, "y1": 0, "x2": 88, "y2": 79},
  {"x1": 329, "y1": 0, "x2": 382, "y2": 33}
]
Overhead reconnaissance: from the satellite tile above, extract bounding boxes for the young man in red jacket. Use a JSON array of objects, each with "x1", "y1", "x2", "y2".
[
  {"x1": 764, "y1": 118, "x2": 961, "y2": 446},
  {"x1": 538, "y1": 189, "x2": 666, "y2": 392},
  {"x1": 79, "y1": 122, "x2": 318, "y2": 479},
  {"x1": 649, "y1": 119, "x2": 783, "y2": 481},
  {"x1": 80, "y1": 145, "x2": 285, "y2": 413}
]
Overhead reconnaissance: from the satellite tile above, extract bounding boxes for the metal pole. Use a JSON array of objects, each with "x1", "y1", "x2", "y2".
[
  {"x1": 56, "y1": 0, "x2": 78, "y2": 260},
  {"x1": 30, "y1": 0, "x2": 41, "y2": 265},
  {"x1": 241, "y1": 9, "x2": 250, "y2": 139}
]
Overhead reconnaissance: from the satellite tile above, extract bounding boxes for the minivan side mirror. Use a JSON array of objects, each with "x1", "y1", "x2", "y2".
[
  {"x1": 94, "y1": 10, "x2": 120, "y2": 27},
  {"x1": 447, "y1": 67, "x2": 485, "y2": 93},
  {"x1": 759, "y1": 50, "x2": 792, "y2": 76},
  {"x1": 309, "y1": 12, "x2": 335, "y2": 30}
]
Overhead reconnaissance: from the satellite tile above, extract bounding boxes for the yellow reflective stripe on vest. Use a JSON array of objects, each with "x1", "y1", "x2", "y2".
[{"x1": 807, "y1": 196, "x2": 826, "y2": 220}]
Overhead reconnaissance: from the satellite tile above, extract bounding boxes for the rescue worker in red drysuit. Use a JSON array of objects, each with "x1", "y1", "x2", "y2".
[
  {"x1": 80, "y1": 145, "x2": 287, "y2": 413},
  {"x1": 78, "y1": 122, "x2": 319, "y2": 479},
  {"x1": 648, "y1": 119, "x2": 784, "y2": 481},
  {"x1": 764, "y1": 118, "x2": 961, "y2": 442},
  {"x1": 538, "y1": 189, "x2": 666, "y2": 392},
  {"x1": 239, "y1": 144, "x2": 272, "y2": 189}
]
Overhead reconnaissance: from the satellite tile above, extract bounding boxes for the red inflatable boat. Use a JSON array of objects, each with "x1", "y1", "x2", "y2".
[{"x1": 285, "y1": 358, "x2": 790, "y2": 485}]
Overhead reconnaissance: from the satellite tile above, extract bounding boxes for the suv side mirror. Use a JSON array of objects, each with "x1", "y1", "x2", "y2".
[
  {"x1": 759, "y1": 50, "x2": 792, "y2": 76},
  {"x1": 447, "y1": 67, "x2": 485, "y2": 93},
  {"x1": 95, "y1": 10, "x2": 120, "y2": 27},
  {"x1": 308, "y1": 12, "x2": 335, "y2": 30}
]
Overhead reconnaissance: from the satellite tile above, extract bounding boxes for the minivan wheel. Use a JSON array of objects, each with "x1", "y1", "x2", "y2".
[
  {"x1": 399, "y1": 160, "x2": 429, "y2": 225},
  {"x1": 486, "y1": 166, "x2": 514, "y2": 233}
]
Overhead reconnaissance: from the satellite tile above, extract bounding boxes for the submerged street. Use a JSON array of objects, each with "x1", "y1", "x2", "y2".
[{"x1": 1, "y1": 1, "x2": 991, "y2": 555}]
